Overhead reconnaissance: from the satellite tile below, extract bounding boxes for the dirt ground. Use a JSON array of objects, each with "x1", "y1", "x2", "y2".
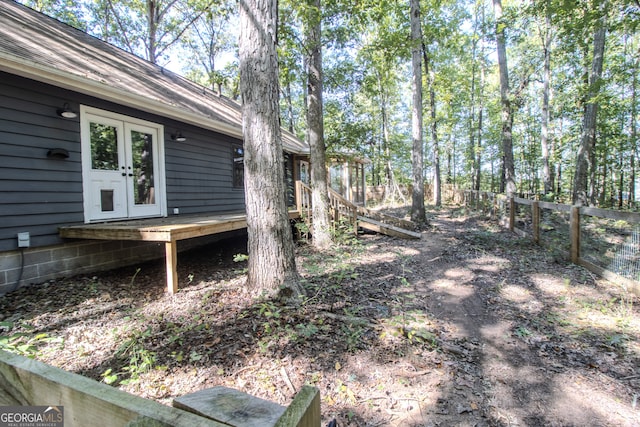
[{"x1": 1, "y1": 207, "x2": 639, "y2": 426}]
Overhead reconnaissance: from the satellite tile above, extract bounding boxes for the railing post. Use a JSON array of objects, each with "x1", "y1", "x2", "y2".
[
  {"x1": 295, "y1": 180, "x2": 302, "y2": 214},
  {"x1": 532, "y1": 200, "x2": 540, "y2": 244},
  {"x1": 509, "y1": 196, "x2": 515, "y2": 232},
  {"x1": 570, "y1": 205, "x2": 580, "y2": 264},
  {"x1": 352, "y1": 205, "x2": 358, "y2": 235}
]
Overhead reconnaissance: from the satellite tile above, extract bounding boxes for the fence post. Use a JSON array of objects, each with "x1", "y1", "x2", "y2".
[
  {"x1": 532, "y1": 200, "x2": 540, "y2": 244},
  {"x1": 570, "y1": 205, "x2": 580, "y2": 263},
  {"x1": 509, "y1": 197, "x2": 515, "y2": 232}
]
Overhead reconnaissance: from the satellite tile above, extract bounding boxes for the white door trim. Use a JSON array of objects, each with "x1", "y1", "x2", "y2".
[{"x1": 80, "y1": 105, "x2": 167, "y2": 223}]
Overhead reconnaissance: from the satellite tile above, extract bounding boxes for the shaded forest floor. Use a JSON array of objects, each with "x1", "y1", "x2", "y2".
[{"x1": 1, "y1": 206, "x2": 639, "y2": 426}]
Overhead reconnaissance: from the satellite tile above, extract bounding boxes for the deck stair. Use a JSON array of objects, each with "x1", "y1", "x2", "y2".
[{"x1": 295, "y1": 181, "x2": 421, "y2": 240}]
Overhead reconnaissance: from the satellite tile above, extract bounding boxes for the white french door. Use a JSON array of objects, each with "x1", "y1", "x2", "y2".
[{"x1": 81, "y1": 106, "x2": 166, "y2": 222}]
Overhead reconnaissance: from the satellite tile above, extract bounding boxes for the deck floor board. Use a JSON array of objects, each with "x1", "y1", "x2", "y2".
[{"x1": 58, "y1": 211, "x2": 300, "y2": 294}]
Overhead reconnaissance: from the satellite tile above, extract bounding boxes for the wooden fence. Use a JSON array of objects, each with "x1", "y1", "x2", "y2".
[
  {"x1": 461, "y1": 190, "x2": 640, "y2": 297},
  {"x1": 295, "y1": 181, "x2": 421, "y2": 239},
  {"x1": 0, "y1": 350, "x2": 320, "y2": 427}
]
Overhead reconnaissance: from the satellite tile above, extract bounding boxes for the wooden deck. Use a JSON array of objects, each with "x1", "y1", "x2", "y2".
[{"x1": 59, "y1": 211, "x2": 300, "y2": 294}]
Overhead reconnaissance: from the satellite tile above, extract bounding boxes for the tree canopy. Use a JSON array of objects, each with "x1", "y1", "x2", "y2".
[{"x1": 22, "y1": 0, "x2": 640, "y2": 208}]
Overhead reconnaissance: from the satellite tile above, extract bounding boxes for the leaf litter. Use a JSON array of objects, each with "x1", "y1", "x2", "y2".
[{"x1": 0, "y1": 207, "x2": 638, "y2": 426}]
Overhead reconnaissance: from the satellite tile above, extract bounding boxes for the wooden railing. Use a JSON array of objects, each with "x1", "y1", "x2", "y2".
[
  {"x1": 328, "y1": 187, "x2": 359, "y2": 233},
  {"x1": 0, "y1": 350, "x2": 320, "y2": 427},
  {"x1": 295, "y1": 180, "x2": 313, "y2": 221},
  {"x1": 295, "y1": 181, "x2": 359, "y2": 234}
]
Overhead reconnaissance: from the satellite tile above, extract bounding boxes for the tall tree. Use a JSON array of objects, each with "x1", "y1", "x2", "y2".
[
  {"x1": 410, "y1": 0, "x2": 426, "y2": 222},
  {"x1": 305, "y1": 0, "x2": 332, "y2": 249},
  {"x1": 423, "y1": 43, "x2": 441, "y2": 207},
  {"x1": 573, "y1": 1, "x2": 608, "y2": 205},
  {"x1": 238, "y1": 0, "x2": 303, "y2": 298},
  {"x1": 492, "y1": 0, "x2": 516, "y2": 196},
  {"x1": 88, "y1": 0, "x2": 211, "y2": 64},
  {"x1": 20, "y1": 0, "x2": 84, "y2": 28},
  {"x1": 180, "y1": 0, "x2": 236, "y2": 94},
  {"x1": 539, "y1": 0, "x2": 554, "y2": 197}
]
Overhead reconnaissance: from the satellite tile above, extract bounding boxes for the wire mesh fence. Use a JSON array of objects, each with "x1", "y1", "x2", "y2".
[
  {"x1": 459, "y1": 190, "x2": 640, "y2": 294},
  {"x1": 581, "y1": 215, "x2": 640, "y2": 283}
]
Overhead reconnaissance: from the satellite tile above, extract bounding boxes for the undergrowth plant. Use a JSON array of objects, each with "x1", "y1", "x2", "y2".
[
  {"x1": 0, "y1": 321, "x2": 60, "y2": 358},
  {"x1": 102, "y1": 326, "x2": 160, "y2": 385}
]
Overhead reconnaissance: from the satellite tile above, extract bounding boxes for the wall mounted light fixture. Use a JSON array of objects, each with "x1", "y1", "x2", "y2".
[
  {"x1": 171, "y1": 131, "x2": 187, "y2": 142},
  {"x1": 47, "y1": 148, "x2": 70, "y2": 159},
  {"x1": 57, "y1": 103, "x2": 77, "y2": 119}
]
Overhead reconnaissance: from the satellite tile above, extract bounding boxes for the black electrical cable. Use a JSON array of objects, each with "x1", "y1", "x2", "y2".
[{"x1": 6, "y1": 248, "x2": 25, "y2": 294}]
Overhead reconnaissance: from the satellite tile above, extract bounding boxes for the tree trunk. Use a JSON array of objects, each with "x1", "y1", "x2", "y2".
[
  {"x1": 410, "y1": 0, "x2": 426, "y2": 222},
  {"x1": 573, "y1": 6, "x2": 607, "y2": 205},
  {"x1": 423, "y1": 43, "x2": 440, "y2": 207},
  {"x1": 540, "y1": 2, "x2": 554, "y2": 196},
  {"x1": 630, "y1": 52, "x2": 638, "y2": 208},
  {"x1": 147, "y1": 0, "x2": 157, "y2": 63},
  {"x1": 285, "y1": 80, "x2": 295, "y2": 133},
  {"x1": 493, "y1": 0, "x2": 516, "y2": 196},
  {"x1": 469, "y1": 0, "x2": 484, "y2": 193},
  {"x1": 306, "y1": 0, "x2": 332, "y2": 249},
  {"x1": 239, "y1": 0, "x2": 302, "y2": 299},
  {"x1": 476, "y1": 58, "x2": 484, "y2": 192}
]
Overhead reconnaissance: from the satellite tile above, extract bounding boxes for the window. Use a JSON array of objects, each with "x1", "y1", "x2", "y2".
[{"x1": 233, "y1": 145, "x2": 244, "y2": 188}]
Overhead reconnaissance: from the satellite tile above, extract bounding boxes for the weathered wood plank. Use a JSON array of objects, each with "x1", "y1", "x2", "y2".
[
  {"x1": 165, "y1": 240, "x2": 178, "y2": 294},
  {"x1": 513, "y1": 197, "x2": 533, "y2": 206},
  {"x1": 580, "y1": 206, "x2": 640, "y2": 224},
  {"x1": 0, "y1": 350, "x2": 228, "y2": 427},
  {"x1": 356, "y1": 207, "x2": 417, "y2": 231},
  {"x1": 174, "y1": 387, "x2": 285, "y2": 427},
  {"x1": 274, "y1": 386, "x2": 320, "y2": 427},
  {"x1": 532, "y1": 200, "x2": 540, "y2": 244},
  {"x1": 577, "y1": 259, "x2": 640, "y2": 297},
  {"x1": 570, "y1": 206, "x2": 580, "y2": 264},
  {"x1": 538, "y1": 200, "x2": 572, "y2": 212},
  {"x1": 357, "y1": 217, "x2": 421, "y2": 239}
]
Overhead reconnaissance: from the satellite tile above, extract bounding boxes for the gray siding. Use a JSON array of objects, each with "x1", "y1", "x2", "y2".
[
  {"x1": 165, "y1": 126, "x2": 245, "y2": 215},
  {"x1": 0, "y1": 72, "x2": 245, "y2": 253},
  {"x1": 0, "y1": 74, "x2": 83, "y2": 251}
]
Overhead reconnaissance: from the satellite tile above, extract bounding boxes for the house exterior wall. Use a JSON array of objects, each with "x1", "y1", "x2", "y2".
[{"x1": 0, "y1": 72, "x2": 247, "y2": 294}]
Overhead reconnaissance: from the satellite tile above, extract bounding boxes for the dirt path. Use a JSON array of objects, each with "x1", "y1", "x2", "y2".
[
  {"x1": 1, "y1": 208, "x2": 638, "y2": 426},
  {"x1": 387, "y1": 210, "x2": 639, "y2": 426}
]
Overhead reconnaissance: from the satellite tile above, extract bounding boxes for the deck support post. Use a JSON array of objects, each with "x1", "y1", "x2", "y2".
[{"x1": 165, "y1": 240, "x2": 178, "y2": 294}]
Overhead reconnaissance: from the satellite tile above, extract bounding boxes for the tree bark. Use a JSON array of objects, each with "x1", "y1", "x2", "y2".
[
  {"x1": 239, "y1": 0, "x2": 302, "y2": 299},
  {"x1": 306, "y1": 0, "x2": 332, "y2": 249},
  {"x1": 493, "y1": 0, "x2": 516, "y2": 197},
  {"x1": 410, "y1": 0, "x2": 426, "y2": 222},
  {"x1": 630, "y1": 52, "x2": 638, "y2": 207},
  {"x1": 573, "y1": 6, "x2": 607, "y2": 205},
  {"x1": 540, "y1": 2, "x2": 554, "y2": 196},
  {"x1": 423, "y1": 42, "x2": 440, "y2": 207}
]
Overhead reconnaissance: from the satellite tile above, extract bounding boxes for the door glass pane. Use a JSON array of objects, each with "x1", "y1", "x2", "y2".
[
  {"x1": 300, "y1": 161, "x2": 309, "y2": 185},
  {"x1": 131, "y1": 130, "x2": 155, "y2": 205},
  {"x1": 233, "y1": 146, "x2": 244, "y2": 188},
  {"x1": 90, "y1": 123, "x2": 118, "y2": 170}
]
